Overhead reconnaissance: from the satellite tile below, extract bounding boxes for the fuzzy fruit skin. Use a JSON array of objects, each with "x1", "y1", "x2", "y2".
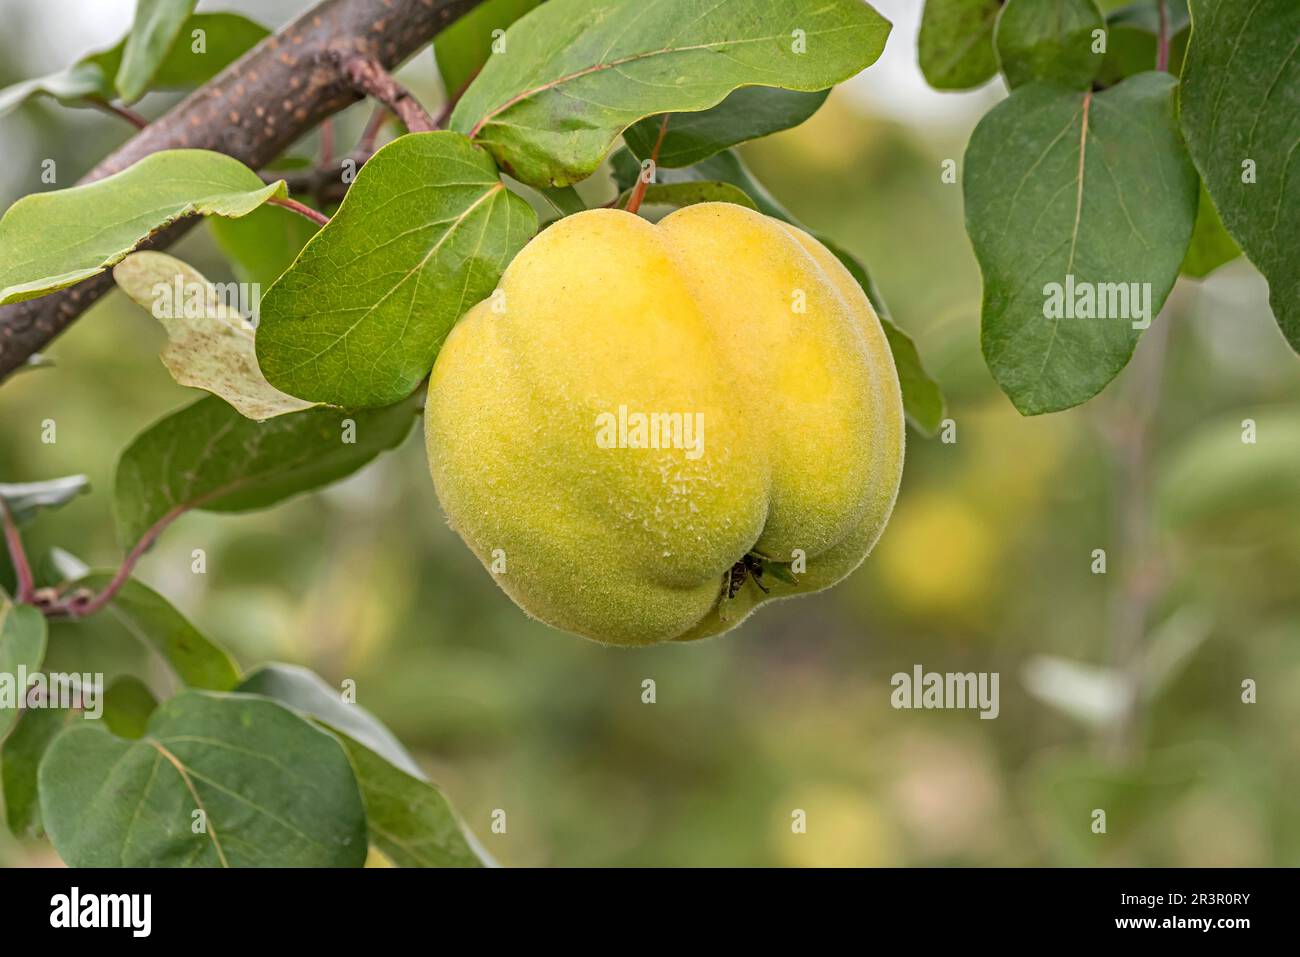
[{"x1": 425, "y1": 203, "x2": 904, "y2": 646}]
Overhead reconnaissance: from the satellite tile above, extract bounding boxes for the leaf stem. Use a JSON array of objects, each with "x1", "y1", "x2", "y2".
[
  {"x1": 59, "y1": 503, "x2": 191, "y2": 618},
  {"x1": 433, "y1": 65, "x2": 482, "y2": 130},
  {"x1": 319, "y1": 117, "x2": 335, "y2": 166},
  {"x1": 1156, "y1": 0, "x2": 1170, "y2": 72},
  {"x1": 1, "y1": 504, "x2": 36, "y2": 603},
  {"x1": 358, "y1": 104, "x2": 391, "y2": 153},
  {"x1": 337, "y1": 53, "x2": 436, "y2": 133},
  {"x1": 267, "y1": 195, "x2": 331, "y2": 227},
  {"x1": 624, "y1": 115, "x2": 670, "y2": 216},
  {"x1": 84, "y1": 97, "x2": 148, "y2": 130}
]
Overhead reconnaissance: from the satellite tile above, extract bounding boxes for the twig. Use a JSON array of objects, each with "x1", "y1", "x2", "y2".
[
  {"x1": 1156, "y1": 0, "x2": 1170, "y2": 73},
  {"x1": 0, "y1": 0, "x2": 487, "y2": 383},
  {"x1": 267, "y1": 195, "x2": 331, "y2": 227},
  {"x1": 337, "y1": 53, "x2": 436, "y2": 133},
  {"x1": 85, "y1": 97, "x2": 148, "y2": 130},
  {"x1": 59, "y1": 504, "x2": 190, "y2": 618},
  {"x1": 433, "y1": 65, "x2": 481, "y2": 129},
  {"x1": 319, "y1": 117, "x2": 335, "y2": 166},
  {"x1": 1, "y1": 504, "x2": 36, "y2": 603},
  {"x1": 624, "y1": 115, "x2": 670, "y2": 216},
  {"x1": 358, "y1": 104, "x2": 391, "y2": 153},
  {"x1": 1101, "y1": 291, "x2": 1178, "y2": 763}
]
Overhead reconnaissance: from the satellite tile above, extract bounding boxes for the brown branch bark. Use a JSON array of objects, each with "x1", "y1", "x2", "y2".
[{"x1": 0, "y1": 0, "x2": 483, "y2": 382}]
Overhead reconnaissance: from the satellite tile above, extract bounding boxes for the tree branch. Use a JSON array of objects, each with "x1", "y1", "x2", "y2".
[
  {"x1": 0, "y1": 0, "x2": 484, "y2": 383},
  {"x1": 337, "y1": 53, "x2": 436, "y2": 132}
]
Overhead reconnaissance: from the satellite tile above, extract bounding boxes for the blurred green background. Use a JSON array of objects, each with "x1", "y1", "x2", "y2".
[{"x1": 1, "y1": 0, "x2": 1297, "y2": 867}]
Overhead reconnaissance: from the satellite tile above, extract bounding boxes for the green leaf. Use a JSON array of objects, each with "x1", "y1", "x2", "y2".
[
  {"x1": 113, "y1": 252, "x2": 316, "y2": 421},
  {"x1": 256, "y1": 132, "x2": 536, "y2": 409},
  {"x1": 451, "y1": 0, "x2": 891, "y2": 187},
  {"x1": 39, "y1": 690, "x2": 368, "y2": 867},
  {"x1": 237, "y1": 664, "x2": 421, "y2": 777},
  {"x1": 116, "y1": 0, "x2": 200, "y2": 103},
  {"x1": 820, "y1": 239, "x2": 946, "y2": 436},
  {"x1": 68, "y1": 575, "x2": 240, "y2": 691},
  {"x1": 623, "y1": 87, "x2": 829, "y2": 169},
  {"x1": 0, "y1": 149, "x2": 285, "y2": 306},
  {"x1": 114, "y1": 394, "x2": 418, "y2": 548},
  {"x1": 237, "y1": 664, "x2": 483, "y2": 867},
  {"x1": 918, "y1": 0, "x2": 1003, "y2": 91},
  {"x1": 0, "y1": 475, "x2": 89, "y2": 526},
  {"x1": 1181, "y1": 182, "x2": 1241, "y2": 279},
  {"x1": 609, "y1": 147, "x2": 794, "y2": 220},
  {"x1": 0, "y1": 598, "x2": 47, "y2": 741},
  {"x1": 1158, "y1": 410, "x2": 1300, "y2": 528},
  {"x1": 994, "y1": 0, "x2": 1106, "y2": 90},
  {"x1": 619, "y1": 181, "x2": 758, "y2": 211},
  {"x1": 101, "y1": 676, "x2": 158, "y2": 739},
  {"x1": 0, "y1": 13, "x2": 268, "y2": 117},
  {"x1": 339, "y1": 736, "x2": 484, "y2": 867},
  {"x1": 965, "y1": 73, "x2": 1198, "y2": 414},
  {"x1": 434, "y1": 0, "x2": 542, "y2": 96},
  {"x1": 208, "y1": 203, "x2": 318, "y2": 288},
  {"x1": 1179, "y1": 0, "x2": 1300, "y2": 351},
  {"x1": 2, "y1": 705, "x2": 75, "y2": 837},
  {"x1": 536, "y1": 185, "x2": 586, "y2": 218}
]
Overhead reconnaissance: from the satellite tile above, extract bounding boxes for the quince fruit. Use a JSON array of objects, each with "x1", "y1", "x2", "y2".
[{"x1": 425, "y1": 203, "x2": 904, "y2": 646}]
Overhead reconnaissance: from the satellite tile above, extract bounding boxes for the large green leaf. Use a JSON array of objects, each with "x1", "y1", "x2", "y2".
[
  {"x1": 0, "y1": 150, "x2": 285, "y2": 306},
  {"x1": 1179, "y1": 0, "x2": 1300, "y2": 351},
  {"x1": 918, "y1": 0, "x2": 1002, "y2": 91},
  {"x1": 237, "y1": 663, "x2": 484, "y2": 867},
  {"x1": 994, "y1": 0, "x2": 1106, "y2": 90},
  {"x1": 0, "y1": 12, "x2": 268, "y2": 117},
  {"x1": 340, "y1": 736, "x2": 484, "y2": 868},
  {"x1": 2, "y1": 705, "x2": 75, "y2": 837},
  {"x1": 39, "y1": 691, "x2": 368, "y2": 867},
  {"x1": 238, "y1": 664, "x2": 420, "y2": 777},
  {"x1": 0, "y1": 475, "x2": 89, "y2": 526},
  {"x1": 113, "y1": 252, "x2": 315, "y2": 421},
  {"x1": 434, "y1": 0, "x2": 542, "y2": 96},
  {"x1": 451, "y1": 0, "x2": 891, "y2": 187},
  {"x1": 0, "y1": 598, "x2": 47, "y2": 741},
  {"x1": 256, "y1": 132, "x2": 536, "y2": 409},
  {"x1": 69, "y1": 575, "x2": 240, "y2": 691},
  {"x1": 113, "y1": 394, "x2": 419, "y2": 548},
  {"x1": 116, "y1": 0, "x2": 200, "y2": 103},
  {"x1": 965, "y1": 73, "x2": 1198, "y2": 414},
  {"x1": 623, "y1": 87, "x2": 829, "y2": 169}
]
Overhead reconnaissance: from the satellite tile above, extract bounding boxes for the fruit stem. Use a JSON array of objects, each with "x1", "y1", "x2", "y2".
[
  {"x1": 84, "y1": 97, "x2": 148, "y2": 130},
  {"x1": 268, "y1": 195, "x2": 331, "y2": 227},
  {"x1": 624, "y1": 115, "x2": 670, "y2": 216}
]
